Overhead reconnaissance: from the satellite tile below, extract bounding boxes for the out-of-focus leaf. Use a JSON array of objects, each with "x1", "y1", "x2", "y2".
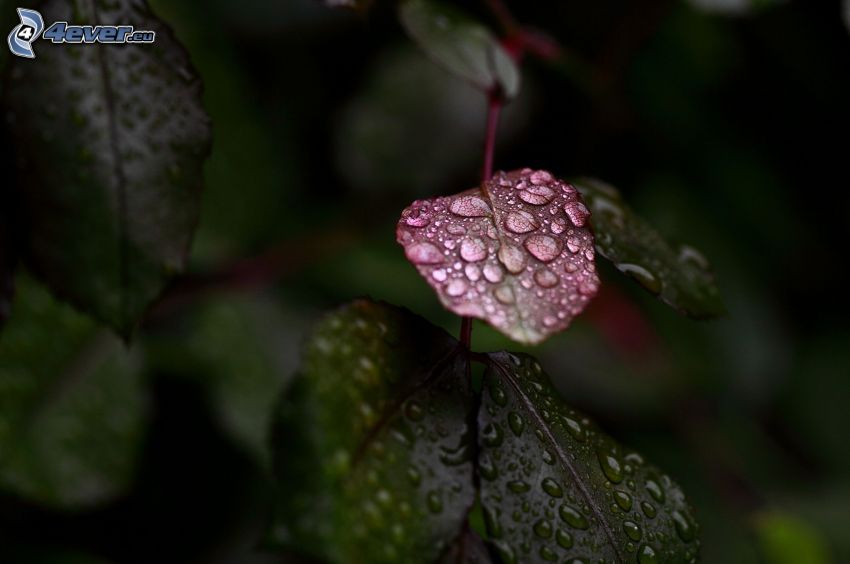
[
  {"x1": 753, "y1": 510, "x2": 831, "y2": 564},
  {"x1": 4, "y1": 0, "x2": 211, "y2": 338},
  {"x1": 398, "y1": 0, "x2": 520, "y2": 99},
  {"x1": 146, "y1": 295, "x2": 299, "y2": 470},
  {"x1": 336, "y1": 47, "x2": 531, "y2": 198},
  {"x1": 685, "y1": 0, "x2": 787, "y2": 15},
  {"x1": 397, "y1": 169, "x2": 599, "y2": 345},
  {"x1": 440, "y1": 528, "x2": 492, "y2": 563},
  {"x1": 0, "y1": 276, "x2": 147, "y2": 508},
  {"x1": 268, "y1": 300, "x2": 475, "y2": 563},
  {"x1": 323, "y1": 0, "x2": 373, "y2": 11},
  {"x1": 478, "y1": 352, "x2": 701, "y2": 563},
  {"x1": 575, "y1": 178, "x2": 724, "y2": 318},
  {"x1": 845, "y1": 0, "x2": 850, "y2": 34}
]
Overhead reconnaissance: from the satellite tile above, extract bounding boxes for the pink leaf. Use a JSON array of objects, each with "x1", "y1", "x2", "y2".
[{"x1": 397, "y1": 168, "x2": 600, "y2": 345}]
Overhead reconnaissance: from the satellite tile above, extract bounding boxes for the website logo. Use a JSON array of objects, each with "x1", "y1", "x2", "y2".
[{"x1": 7, "y1": 7, "x2": 156, "y2": 59}]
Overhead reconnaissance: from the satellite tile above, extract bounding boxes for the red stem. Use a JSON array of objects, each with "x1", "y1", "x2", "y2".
[{"x1": 460, "y1": 93, "x2": 503, "y2": 350}]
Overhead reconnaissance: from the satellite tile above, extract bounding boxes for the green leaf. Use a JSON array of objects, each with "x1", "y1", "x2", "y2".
[
  {"x1": 268, "y1": 300, "x2": 475, "y2": 563},
  {"x1": 4, "y1": 0, "x2": 212, "y2": 338},
  {"x1": 478, "y1": 352, "x2": 701, "y2": 563},
  {"x1": 398, "y1": 0, "x2": 520, "y2": 99},
  {"x1": 753, "y1": 510, "x2": 831, "y2": 564},
  {"x1": 575, "y1": 178, "x2": 724, "y2": 319},
  {"x1": 0, "y1": 276, "x2": 147, "y2": 508}
]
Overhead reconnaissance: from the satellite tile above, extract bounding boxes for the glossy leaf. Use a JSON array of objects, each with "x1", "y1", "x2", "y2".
[
  {"x1": 4, "y1": 0, "x2": 212, "y2": 338},
  {"x1": 397, "y1": 169, "x2": 600, "y2": 345},
  {"x1": 268, "y1": 300, "x2": 475, "y2": 563},
  {"x1": 575, "y1": 178, "x2": 724, "y2": 318},
  {"x1": 0, "y1": 276, "x2": 147, "y2": 508},
  {"x1": 398, "y1": 0, "x2": 520, "y2": 99},
  {"x1": 478, "y1": 352, "x2": 701, "y2": 563}
]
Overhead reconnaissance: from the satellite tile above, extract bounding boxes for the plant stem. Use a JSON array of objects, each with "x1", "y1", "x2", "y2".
[{"x1": 482, "y1": 92, "x2": 503, "y2": 182}]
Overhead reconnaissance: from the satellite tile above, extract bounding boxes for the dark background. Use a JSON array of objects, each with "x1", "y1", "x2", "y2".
[{"x1": 1, "y1": 0, "x2": 849, "y2": 562}]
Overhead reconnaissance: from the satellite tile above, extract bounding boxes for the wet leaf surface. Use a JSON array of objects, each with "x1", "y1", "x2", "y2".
[
  {"x1": 0, "y1": 276, "x2": 147, "y2": 508},
  {"x1": 575, "y1": 178, "x2": 724, "y2": 319},
  {"x1": 397, "y1": 169, "x2": 600, "y2": 345},
  {"x1": 478, "y1": 352, "x2": 700, "y2": 563},
  {"x1": 4, "y1": 0, "x2": 211, "y2": 338},
  {"x1": 399, "y1": 0, "x2": 520, "y2": 99},
  {"x1": 268, "y1": 300, "x2": 476, "y2": 563}
]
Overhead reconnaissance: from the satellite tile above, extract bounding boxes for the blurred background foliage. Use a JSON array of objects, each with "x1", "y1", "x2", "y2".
[{"x1": 1, "y1": 0, "x2": 849, "y2": 562}]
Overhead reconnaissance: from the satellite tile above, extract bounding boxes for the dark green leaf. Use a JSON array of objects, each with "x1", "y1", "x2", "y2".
[
  {"x1": 575, "y1": 178, "x2": 724, "y2": 318},
  {"x1": 0, "y1": 276, "x2": 147, "y2": 508},
  {"x1": 4, "y1": 0, "x2": 212, "y2": 338},
  {"x1": 478, "y1": 352, "x2": 701, "y2": 563},
  {"x1": 398, "y1": 0, "x2": 520, "y2": 99},
  {"x1": 268, "y1": 300, "x2": 476, "y2": 563}
]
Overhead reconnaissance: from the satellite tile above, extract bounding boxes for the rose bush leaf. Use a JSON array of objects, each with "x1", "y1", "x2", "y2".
[
  {"x1": 267, "y1": 300, "x2": 476, "y2": 563},
  {"x1": 575, "y1": 178, "x2": 724, "y2": 319},
  {"x1": 3, "y1": 0, "x2": 212, "y2": 338},
  {"x1": 478, "y1": 352, "x2": 701, "y2": 563},
  {"x1": 0, "y1": 276, "x2": 147, "y2": 508},
  {"x1": 397, "y1": 169, "x2": 600, "y2": 346},
  {"x1": 398, "y1": 0, "x2": 520, "y2": 99}
]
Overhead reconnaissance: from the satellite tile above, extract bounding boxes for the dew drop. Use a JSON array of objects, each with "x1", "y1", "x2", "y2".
[
  {"x1": 519, "y1": 186, "x2": 555, "y2": 205},
  {"x1": 484, "y1": 263, "x2": 505, "y2": 283},
  {"x1": 529, "y1": 170, "x2": 554, "y2": 184},
  {"x1": 564, "y1": 201, "x2": 590, "y2": 227},
  {"x1": 541, "y1": 477, "x2": 564, "y2": 498},
  {"x1": 597, "y1": 449, "x2": 625, "y2": 483},
  {"x1": 638, "y1": 544, "x2": 658, "y2": 564},
  {"x1": 460, "y1": 237, "x2": 488, "y2": 262},
  {"x1": 450, "y1": 195, "x2": 491, "y2": 217},
  {"x1": 432, "y1": 269, "x2": 447, "y2": 282},
  {"x1": 534, "y1": 268, "x2": 559, "y2": 288},
  {"x1": 566, "y1": 236, "x2": 581, "y2": 254},
  {"x1": 504, "y1": 211, "x2": 539, "y2": 234},
  {"x1": 623, "y1": 520, "x2": 642, "y2": 541},
  {"x1": 618, "y1": 263, "x2": 662, "y2": 295},
  {"x1": 641, "y1": 501, "x2": 657, "y2": 518},
  {"x1": 678, "y1": 245, "x2": 710, "y2": 270},
  {"x1": 407, "y1": 466, "x2": 422, "y2": 486},
  {"x1": 562, "y1": 416, "x2": 586, "y2": 442},
  {"x1": 426, "y1": 490, "x2": 443, "y2": 513},
  {"x1": 403, "y1": 207, "x2": 431, "y2": 227},
  {"x1": 555, "y1": 529, "x2": 574, "y2": 549},
  {"x1": 446, "y1": 224, "x2": 466, "y2": 236},
  {"x1": 404, "y1": 401, "x2": 425, "y2": 421},
  {"x1": 524, "y1": 235, "x2": 560, "y2": 262},
  {"x1": 672, "y1": 510, "x2": 696, "y2": 542},
  {"x1": 498, "y1": 244, "x2": 527, "y2": 273},
  {"x1": 494, "y1": 285, "x2": 516, "y2": 305},
  {"x1": 405, "y1": 242, "x2": 444, "y2": 265},
  {"x1": 558, "y1": 504, "x2": 589, "y2": 530},
  {"x1": 539, "y1": 546, "x2": 557, "y2": 561},
  {"x1": 465, "y1": 263, "x2": 481, "y2": 281},
  {"x1": 645, "y1": 478, "x2": 665, "y2": 503},
  {"x1": 489, "y1": 384, "x2": 508, "y2": 406},
  {"x1": 551, "y1": 216, "x2": 567, "y2": 234},
  {"x1": 533, "y1": 519, "x2": 553, "y2": 539},
  {"x1": 446, "y1": 279, "x2": 467, "y2": 297},
  {"x1": 508, "y1": 412, "x2": 525, "y2": 436},
  {"x1": 482, "y1": 423, "x2": 504, "y2": 447},
  {"x1": 614, "y1": 490, "x2": 633, "y2": 511},
  {"x1": 508, "y1": 480, "x2": 531, "y2": 493}
]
